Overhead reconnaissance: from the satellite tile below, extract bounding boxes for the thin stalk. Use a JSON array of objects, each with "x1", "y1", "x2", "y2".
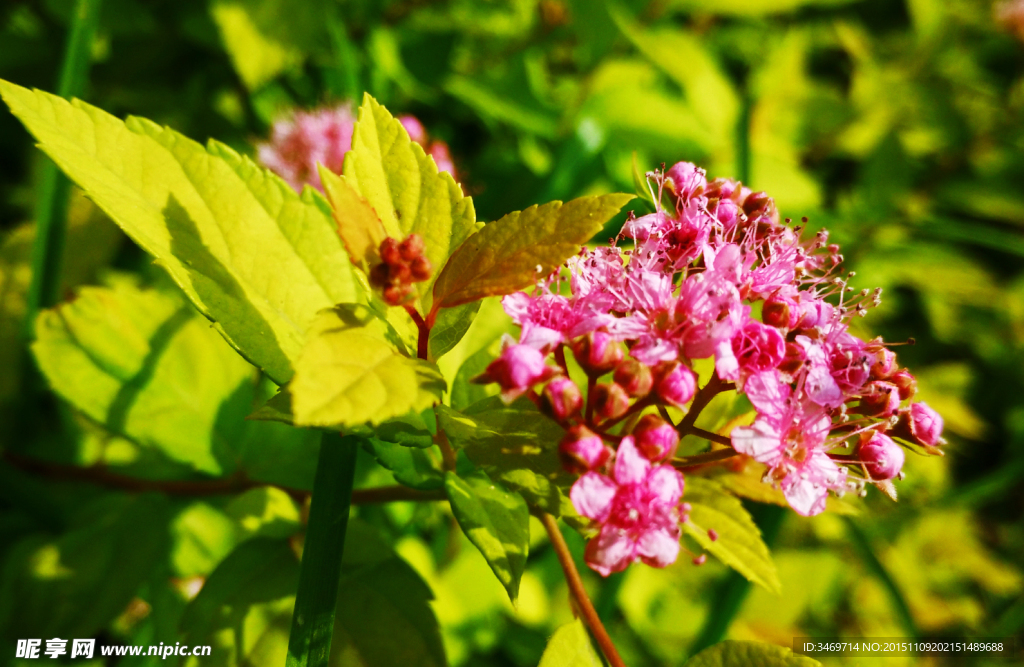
[
  {"x1": 844, "y1": 517, "x2": 919, "y2": 638},
  {"x1": 433, "y1": 408, "x2": 457, "y2": 472},
  {"x1": 540, "y1": 513, "x2": 626, "y2": 667},
  {"x1": 678, "y1": 426, "x2": 732, "y2": 448},
  {"x1": 679, "y1": 375, "x2": 730, "y2": 432},
  {"x1": 286, "y1": 433, "x2": 360, "y2": 667},
  {"x1": 671, "y1": 448, "x2": 737, "y2": 470},
  {"x1": 23, "y1": 0, "x2": 103, "y2": 337},
  {"x1": 404, "y1": 305, "x2": 431, "y2": 360}
]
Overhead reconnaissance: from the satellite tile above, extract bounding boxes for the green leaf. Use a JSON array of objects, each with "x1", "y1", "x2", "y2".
[
  {"x1": 666, "y1": 0, "x2": 855, "y2": 15},
  {"x1": 225, "y1": 487, "x2": 302, "y2": 540},
  {"x1": 0, "y1": 494, "x2": 171, "y2": 640},
  {"x1": 685, "y1": 640, "x2": 821, "y2": 667},
  {"x1": 428, "y1": 300, "x2": 481, "y2": 361},
  {"x1": 682, "y1": 478, "x2": 782, "y2": 594},
  {"x1": 32, "y1": 280, "x2": 252, "y2": 474},
  {"x1": 180, "y1": 537, "x2": 300, "y2": 643},
  {"x1": 343, "y1": 93, "x2": 476, "y2": 313},
  {"x1": 210, "y1": 0, "x2": 329, "y2": 90},
  {"x1": 365, "y1": 439, "x2": 444, "y2": 491},
  {"x1": 170, "y1": 502, "x2": 239, "y2": 577},
  {"x1": 710, "y1": 466, "x2": 861, "y2": 516},
  {"x1": 444, "y1": 470, "x2": 530, "y2": 603},
  {"x1": 330, "y1": 521, "x2": 446, "y2": 667},
  {"x1": 437, "y1": 399, "x2": 575, "y2": 514},
  {"x1": 0, "y1": 79, "x2": 364, "y2": 383},
  {"x1": 431, "y1": 193, "x2": 633, "y2": 310},
  {"x1": 287, "y1": 305, "x2": 446, "y2": 428},
  {"x1": 538, "y1": 620, "x2": 603, "y2": 667}
]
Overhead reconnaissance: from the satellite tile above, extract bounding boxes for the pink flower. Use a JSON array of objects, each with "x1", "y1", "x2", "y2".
[
  {"x1": 730, "y1": 319, "x2": 785, "y2": 378},
  {"x1": 259, "y1": 104, "x2": 456, "y2": 193},
  {"x1": 475, "y1": 337, "x2": 555, "y2": 403},
  {"x1": 857, "y1": 432, "x2": 905, "y2": 480},
  {"x1": 570, "y1": 437, "x2": 685, "y2": 576}
]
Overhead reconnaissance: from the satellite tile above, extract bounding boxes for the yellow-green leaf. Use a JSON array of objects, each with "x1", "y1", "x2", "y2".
[
  {"x1": 683, "y1": 477, "x2": 782, "y2": 594},
  {"x1": 444, "y1": 470, "x2": 529, "y2": 603},
  {"x1": 0, "y1": 79, "x2": 364, "y2": 384},
  {"x1": 431, "y1": 193, "x2": 634, "y2": 311},
  {"x1": 685, "y1": 640, "x2": 821, "y2": 667},
  {"x1": 343, "y1": 93, "x2": 476, "y2": 313},
  {"x1": 288, "y1": 305, "x2": 446, "y2": 427},
  {"x1": 538, "y1": 620, "x2": 603, "y2": 667}
]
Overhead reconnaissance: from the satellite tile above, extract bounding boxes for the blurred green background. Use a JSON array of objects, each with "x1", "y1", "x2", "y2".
[{"x1": 1, "y1": 0, "x2": 1023, "y2": 665}]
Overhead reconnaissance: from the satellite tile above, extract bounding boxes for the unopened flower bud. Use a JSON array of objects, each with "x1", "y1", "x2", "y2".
[
  {"x1": 382, "y1": 283, "x2": 414, "y2": 306},
  {"x1": 398, "y1": 233, "x2": 426, "y2": 261},
  {"x1": 559, "y1": 425, "x2": 611, "y2": 473},
  {"x1": 474, "y1": 341, "x2": 555, "y2": 403},
  {"x1": 369, "y1": 262, "x2": 391, "y2": 288},
  {"x1": 665, "y1": 161, "x2": 706, "y2": 201},
  {"x1": 633, "y1": 414, "x2": 679, "y2": 461},
  {"x1": 857, "y1": 432, "x2": 905, "y2": 480},
  {"x1": 742, "y1": 191, "x2": 773, "y2": 217},
  {"x1": 571, "y1": 331, "x2": 623, "y2": 376},
  {"x1": 762, "y1": 296, "x2": 793, "y2": 329},
  {"x1": 857, "y1": 381, "x2": 901, "y2": 418},
  {"x1": 409, "y1": 256, "x2": 432, "y2": 281},
  {"x1": 891, "y1": 369, "x2": 917, "y2": 401},
  {"x1": 714, "y1": 198, "x2": 741, "y2": 230},
  {"x1": 777, "y1": 341, "x2": 806, "y2": 376},
  {"x1": 592, "y1": 382, "x2": 630, "y2": 421},
  {"x1": 871, "y1": 348, "x2": 898, "y2": 380},
  {"x1": 892, "y1": 402, "x2": 943, "y2": 447},
  {"x1": 540, "y1": 377, "x2": 583, "y2": 420},
  {"x1": 380, "y1": 237, "x2": 402, "y2": 265},
  {"x1": 654, "y1": 362, "x2": 696, "y2": 407},
  {"x1": 613, "y1": 359, "x2": 653, "y2": 397}
]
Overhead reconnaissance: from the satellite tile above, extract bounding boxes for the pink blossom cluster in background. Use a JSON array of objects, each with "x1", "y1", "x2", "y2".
[
  {"x1": 477, "y1": 161, "x2": 944, "y2": 576},
  {"x1": 996, "y1": 0, "x2": 1024, "y2": 41},
  {"x1": 257, "y1": 104, "x2": 456, "y2": 193}
]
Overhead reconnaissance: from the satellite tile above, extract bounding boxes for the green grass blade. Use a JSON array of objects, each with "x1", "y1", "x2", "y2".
[
  {"x1": 843, "y1": 517, "x2": 919, "y2": 639},
  {"x1": 24, "y1": 0, "x2": 103, "y2": 332},
  {"x1": 286, "y1": 432, "x2": 360, "y2": 667}
]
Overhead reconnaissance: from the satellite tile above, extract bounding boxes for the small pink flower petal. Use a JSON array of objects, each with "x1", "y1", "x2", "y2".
[
  {"x1": 613, "y1": 437, "x2": 650, "y2": 487},
  {"x1": 569, "y1": 473, "x2": 618, "y2": 522},
  {"x1": 636, "y1": 527, "x2": 681, "y2": 569},
  {"x1": 584, "y1": 526, "x2": 637, "y2": 577},
  {"x1": 645, "y1": 465, "x2": 685, "y2": 505}
]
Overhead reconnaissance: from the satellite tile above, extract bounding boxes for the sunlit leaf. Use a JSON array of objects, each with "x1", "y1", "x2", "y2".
[
  {"x1": 538, "y1": 619, "x2": 603, "y2": 667},
  {"x1": 0, "y1": 79, "x2": 364, "y2": 383},
  {"x1": 288, "y1": 305, "x2": 446, "y2": 427},
  {"x1": 343, "y1": 93, "x2": 476, "y2": 313},
  {"x1": 685, "y1": 640, "x2": 821, "y2": 666},
  {"x1": 683, "y1": 477, "x2": 782, "y2": 594},
  {"x1": 445, "y1": 470, "x2": 530, "y2": 602},
  {"x1": 431, "y1": 193, "x2": 633, "y2": 310},
  {"x1": 437, "y1": 399, "x2": 575, "y2": 514}
]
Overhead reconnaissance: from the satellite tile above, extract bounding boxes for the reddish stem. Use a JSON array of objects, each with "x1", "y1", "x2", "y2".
[
  {"x1": 3, "y1": 451, "x2": 446, "y2": 503},
  {"x1": 671, "y1": 447, "x2": 739, "y2": 470},
  {"x1": 433, "y1": 407, "x2": 458, "y2": 472},
  {"x1": 554, "y1": 345, "x2": 570, "y2": 376},
  {"x1": 540, "y1": 513, "x2": 627, "y2": 667},
  {"x1": 404, "y1": 304, "x2": 431, "y2": 360}
]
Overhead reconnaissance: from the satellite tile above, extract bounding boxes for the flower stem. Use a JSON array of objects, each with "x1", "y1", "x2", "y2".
[
  {"x1": 404, "y1": 305, "x2": 431, "y2": 360},
  {"x1": 540, "y1": 513, "x2": 627, "y2": 667},
  {"x1": 286, "y1": 432, "x2": 359, "y2": 667},
  {"x1": 23, "y1": 0, "x2": 103, "y2": 340},
  {"x1": 678, "y1": 426, "x2": 733, "y2": 448},
  {"x1": 679, "y1": 374, "x2": 731, "y2": 432},
  {"x1": 672, "y1": 447, "x2": 738, "y2": 469}
]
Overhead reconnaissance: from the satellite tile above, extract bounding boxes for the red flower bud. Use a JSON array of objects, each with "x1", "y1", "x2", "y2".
[
  {"x1": 857, "y1": 432, "x2": 905, "y2": 480},
  {"x1": 890, "y1": 369, "x2": 917, "y2": 401},
  {"x1": 633, "y1": 414, "x2": 679, "y2": 461},
  {"x1": 571, "y1": 331, "x2": 623, "y2": 376},
  {"x1": 592, "y1": 382, "x2": 630, "y2": 421},
  {"x1": 654, "y1": 362, "x2": 696, "y2": 407},
  {"x1": 559, "y1": 425, "x2": 611, "y2": 473},
  {"x1": 892, "y1": 402, "x2": 943, "y2": 448},
  {"x1": 398, "y1": 233, "x2": 426, "y2": 261},
  {"x1": 870, "y1": 348, "x2": 898, "y2": 380},
  {"x1": 380, "y1": 237, "x2": 402, "y2": 265},
  {"x1": 409, "y1": 256, "x2": 432, "y2": 281},
  {"x1": 540, "y1": 377, "x2": 583, "y2": 420},
  {"x1": 382, "y1": 284, "x2": 414, "y2": 306},
  {"x1": 762, "y1": 297, "x2": 792, "y2": 329},
  {"x1": 613, "y1": 358, "x2": 653, "y2": 397},
  {"x1": 857, "y1": 381, "x2": 901, "y2": 418}
]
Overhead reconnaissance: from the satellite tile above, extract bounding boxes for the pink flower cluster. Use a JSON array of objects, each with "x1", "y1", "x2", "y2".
[
  {"x1": 478, "y1": 161, "x2": 944, "y2": 576},
  {"x1": 258, "y1": 105, "x2": 456, "y2": 193}
]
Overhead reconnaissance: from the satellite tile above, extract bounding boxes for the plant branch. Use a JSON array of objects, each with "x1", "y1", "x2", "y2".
[
  {"x1": 433, "y1": 407, "x2": 458, "y2": 472},
  {"x1": 679, "y1": 375, "x2": 733, "y2": 432},
  {"x1": 2, "y1": 450, "x2": 446, "y2": 503},
  {"x1": 404, "y1": 304, "x2": 431, "y2": 360},
  {"x1": 672, "y1": 447, "x2": 738, "y2": 470},
  {"x1": 539, "y1": 513, "x2": 627, "y2": 667},
  {"x1": 678, "y1": 426, "x2": 733, "y2": 448}
]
